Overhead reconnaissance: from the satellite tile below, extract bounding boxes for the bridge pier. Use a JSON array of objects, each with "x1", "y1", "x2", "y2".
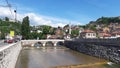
[
  {"x1": 42, "y1": 42, "x2": 46, "y2": 47},
  {"x1": 31, "y1": 44, "x2": 34, "y2": 47},
  {"x1": 53, "y1": 42, "x2": 57, "y2": 46}
]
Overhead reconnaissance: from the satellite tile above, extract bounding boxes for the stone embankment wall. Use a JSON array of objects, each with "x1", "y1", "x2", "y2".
[{"x1": 64, "y1": 40, "x2": 120, "y2": 64}]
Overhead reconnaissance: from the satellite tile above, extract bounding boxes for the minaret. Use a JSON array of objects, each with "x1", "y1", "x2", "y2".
[{"x1": 69, "y1": 22, "x2": 71, "y2": 35}]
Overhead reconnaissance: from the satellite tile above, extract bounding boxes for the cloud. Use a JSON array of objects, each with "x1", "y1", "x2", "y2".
[
  {"x1": 0, "y1": 7, "x2": 13, "y2": 17},
  {"x1": 0, "y1": 7, "x2": 82, "y2": 27}
]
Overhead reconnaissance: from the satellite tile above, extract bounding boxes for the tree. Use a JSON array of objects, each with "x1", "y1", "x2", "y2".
[
  {"x1": 21, "y1": 16, "x2": 30, "y2": 39},
  {"x1": 5, "y1": 17, "x2": 9, "y2": 21},
  {"x1": 71, "y1": 30, "x2": 79, "y2": 38},
  {"x1": 42, "y1": 25, "x2": 51, "y2": 34},
  {"x1": 89, "y1": 25, "x2": 96, "y2": 31}
]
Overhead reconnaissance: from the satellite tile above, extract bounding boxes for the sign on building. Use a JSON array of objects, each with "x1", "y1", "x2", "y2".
[{"x1": 10, "y1": 31, "x2": 14, "y2": 37}]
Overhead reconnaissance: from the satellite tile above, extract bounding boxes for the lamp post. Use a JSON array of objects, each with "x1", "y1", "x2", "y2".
[
  {"x1": 14, "y1": 9, "x2": 17, "y2": 22},
  {"x1": 14, "y1": 6, "x2": 17, "y2": 23}
]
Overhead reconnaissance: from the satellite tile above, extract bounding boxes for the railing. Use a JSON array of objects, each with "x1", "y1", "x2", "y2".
[
  {"x1": 0, "y1": 42, "x2": 22, "y2": 68},
  {"x1": 73, "y1": 38, "x2": 120, "y2": 46},
  {"x1": 21, "y1": 39, "x2": 64, "y2": 46}
]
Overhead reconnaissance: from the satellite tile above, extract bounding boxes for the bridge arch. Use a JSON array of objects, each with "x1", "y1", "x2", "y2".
[
  {"x1": 34, "y1": 42, "x2": 43, "y2": 47},
  {"x1": 45, "y1": 41, "x2": 54, "y2": 47},
  {"x1": 56, "y1": 41, "x2": 64, "y2": 46},
  {"x1": 22, "y1": 39, "x2": 65, "y2": 47}
]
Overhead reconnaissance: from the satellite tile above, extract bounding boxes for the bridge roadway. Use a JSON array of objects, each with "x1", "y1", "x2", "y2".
[{"x1": 0, "y1": 40, "x2": 10, "y2": 48}]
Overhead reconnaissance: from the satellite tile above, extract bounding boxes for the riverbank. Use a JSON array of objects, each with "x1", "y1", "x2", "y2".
[{"x1": 64, "y1": 40, "x2": 120, "y2": 64}]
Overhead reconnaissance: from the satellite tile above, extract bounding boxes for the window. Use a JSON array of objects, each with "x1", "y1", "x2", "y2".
[
  {"x1": 93, "y1": 34, "x2": 95, "y2": 36},
  {"x1": 87, "y1": 33, "x2": 90, "y2": 36}
]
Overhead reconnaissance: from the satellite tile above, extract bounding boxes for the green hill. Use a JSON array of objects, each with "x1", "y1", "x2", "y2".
[
  {"x1": 89, "y1": 16, "x2": 120, "y2": 25},
  {"x1": 0, "y1": 18, "x2": 21, "y2": 39}
]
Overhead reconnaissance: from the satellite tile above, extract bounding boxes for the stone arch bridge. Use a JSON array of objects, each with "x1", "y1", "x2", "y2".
[{"x1": 21, "y1": 39, "x2": 64, "y2": 47}]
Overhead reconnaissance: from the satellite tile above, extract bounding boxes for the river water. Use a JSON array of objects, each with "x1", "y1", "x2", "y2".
[{"x1": 16, "y1": 46, "x2": 120, "y2": 68}]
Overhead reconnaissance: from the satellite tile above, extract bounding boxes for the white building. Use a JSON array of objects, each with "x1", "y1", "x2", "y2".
[{"x1": 80, "y1": 30, "x2": 96, "y2": 38}]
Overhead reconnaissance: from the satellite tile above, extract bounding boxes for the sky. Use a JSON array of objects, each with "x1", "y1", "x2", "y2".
[{"x1": 0, "y1": 0, "x2": 120, "y2": 27}]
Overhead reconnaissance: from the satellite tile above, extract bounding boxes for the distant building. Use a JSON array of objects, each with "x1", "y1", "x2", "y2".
[
  {"x1": 103, "y1": 27, "x2": 110, "y2": 32},
  {"x1": 64, "y1": 34, "x2": 71, "y2": 39},
  {"x1": 98, "y1": 32, "x2": 114, "y2": 39},
  {"x1": 37, "y1": 30, "x2": 42, "y2": 33},
  {"x1": 55, "y1": 28, "x2": 63, "y2": 39},
  {"x1": 30, "y1": 30, "x2": 42, "y2": 33},
  {"x1": 112, "y1": 32, "x2": 120, "y2": 38},
  {"x1": 47, "y1": 34, "x2": 57, "y2": 39},
  {"x1": 80, "y1": 30, "x2": 96, "y2": 38},
  {"x1": 5, "y1": 34, "x2": 13, "y2": 39}
]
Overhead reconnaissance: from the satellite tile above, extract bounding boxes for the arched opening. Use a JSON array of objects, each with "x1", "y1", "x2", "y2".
[
  {"x1": 34, "y1": 42, "x2": 43, "y2": 47},
  {"x1": 56, "y1": 42, "x2": 64, "y2": 46},
  {"x1": 45, "y1": 41, "x2": 54, "y2": 47}
]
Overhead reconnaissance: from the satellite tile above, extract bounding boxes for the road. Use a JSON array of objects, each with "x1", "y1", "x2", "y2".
[{"x1": 0, "y1": 40, "x2": 10, "y2": 47}]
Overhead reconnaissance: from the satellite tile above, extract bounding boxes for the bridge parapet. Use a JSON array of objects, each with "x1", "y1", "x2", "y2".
[
  {"x1": 0, "y1": 42, "x2": 22, "y2": 68},
  {"x1": 21, "y1": 39, "x2": 64, "y2": 46}
]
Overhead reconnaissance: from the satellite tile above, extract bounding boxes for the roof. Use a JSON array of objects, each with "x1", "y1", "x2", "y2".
[
  {"x1": 112, "y1": 31, "x2": 120, "y2": 35},
  {"x1": 103, "y1": 33, "x2": 111, "y2": 37},
  {"x1": 81, "y1": 30, "x2": 95, "y2": 33}
]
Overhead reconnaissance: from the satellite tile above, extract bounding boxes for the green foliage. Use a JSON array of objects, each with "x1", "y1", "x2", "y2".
[
  {"x1": 86, "y1": 16, "x2": 120, "y2": 30},
  {"x1": 89, "y1": 25, "x2": 96, "y2": 31},
  {"x1": 50, "y1": 28, "x2": 56, "y2": 35},
  {"x1": 42, "y1": 25, "x2": 51, "y2": 34},
  {"x1": 29, "y1": 32, "x2": 46, "y2": 39},
  {"x1": 21, "y1": 16, "x2": 30, "y2": 39},
  {"x1": 71, "y1": 30, "x2": 79, "y2": 37},
  {"x1": 5, "y1": 17, "x2": 9, "y2": 21},
  {"x1": 0, "y1": 18, "x2": 21, "y2": 39},
  {"x1": 96, "y1": 16, "x2": 120, "y2": 24}
]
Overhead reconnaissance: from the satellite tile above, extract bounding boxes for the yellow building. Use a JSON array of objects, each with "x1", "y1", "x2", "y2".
[{"x1": 103, "y1": 27, "x2": 110, "y2": 32}]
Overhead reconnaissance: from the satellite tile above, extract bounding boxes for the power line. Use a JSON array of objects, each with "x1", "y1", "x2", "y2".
[{"x1": 5, "y1": 0, "x2": 13, "y2": 17}]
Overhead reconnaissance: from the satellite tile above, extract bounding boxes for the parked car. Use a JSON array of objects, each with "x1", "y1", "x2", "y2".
[
  {"x1": 13, "y1": 38, "x2": 20, "y2": 42},
  {"x1": 4, "y1": 39, "x2": 14, "y2": 43}
]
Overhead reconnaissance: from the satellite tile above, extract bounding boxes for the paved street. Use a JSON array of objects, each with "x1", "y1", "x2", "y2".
[{"x1": 0, "y1": 40, "x2": 9, "y2": 47}]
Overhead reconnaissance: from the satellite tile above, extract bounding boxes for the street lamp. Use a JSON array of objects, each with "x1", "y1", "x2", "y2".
[
  {"x1": 14, "y1": 9, "x2": 17, "y2": 23},
  {"x1": 13, "y1": 5, "x2": 17, "y2": 23}
]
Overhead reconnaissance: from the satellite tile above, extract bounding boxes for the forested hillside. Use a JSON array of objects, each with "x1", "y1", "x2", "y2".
[{"x1": 0, "y1": 17, "x2": 21, "y2": 39}]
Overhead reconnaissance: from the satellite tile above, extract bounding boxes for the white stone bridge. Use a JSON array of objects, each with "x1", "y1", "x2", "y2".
[{"x1": 21, "y1": 39, "x2": 64, "y2": 47}]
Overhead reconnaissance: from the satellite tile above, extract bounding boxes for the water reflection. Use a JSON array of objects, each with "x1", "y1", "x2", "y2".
[{"x1": 16, "y1": 46, "x2": 120, "y2": 68}]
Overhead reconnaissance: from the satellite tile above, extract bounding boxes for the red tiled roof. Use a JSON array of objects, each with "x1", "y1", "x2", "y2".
[
  {"x1": 103, "y1": 33, "x2": 111, "y2": 37},
  {"x1": 81, "y1": 30, "x2": 95, "y2": 33},
  {"x1": 112, "y1": 31, "x2": 120, "y2": 35}
]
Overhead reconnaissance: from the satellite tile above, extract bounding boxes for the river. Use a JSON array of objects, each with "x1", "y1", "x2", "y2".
[{"x1": 16, "y1": 46, "x2": 120, "y2": 68}]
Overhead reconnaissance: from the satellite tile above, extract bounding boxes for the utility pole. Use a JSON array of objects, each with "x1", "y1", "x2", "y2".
[
  {"x1": 14, "y1": 9, "x2": 17, "y2": 22},
  {"x1": 0, "y1": 0, "x2": 16, "y2": 21}
]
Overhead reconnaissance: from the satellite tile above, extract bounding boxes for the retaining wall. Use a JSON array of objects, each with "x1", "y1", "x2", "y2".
[{"x1": 64, "y1": 40, "x2": 120, "y2": 64}]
